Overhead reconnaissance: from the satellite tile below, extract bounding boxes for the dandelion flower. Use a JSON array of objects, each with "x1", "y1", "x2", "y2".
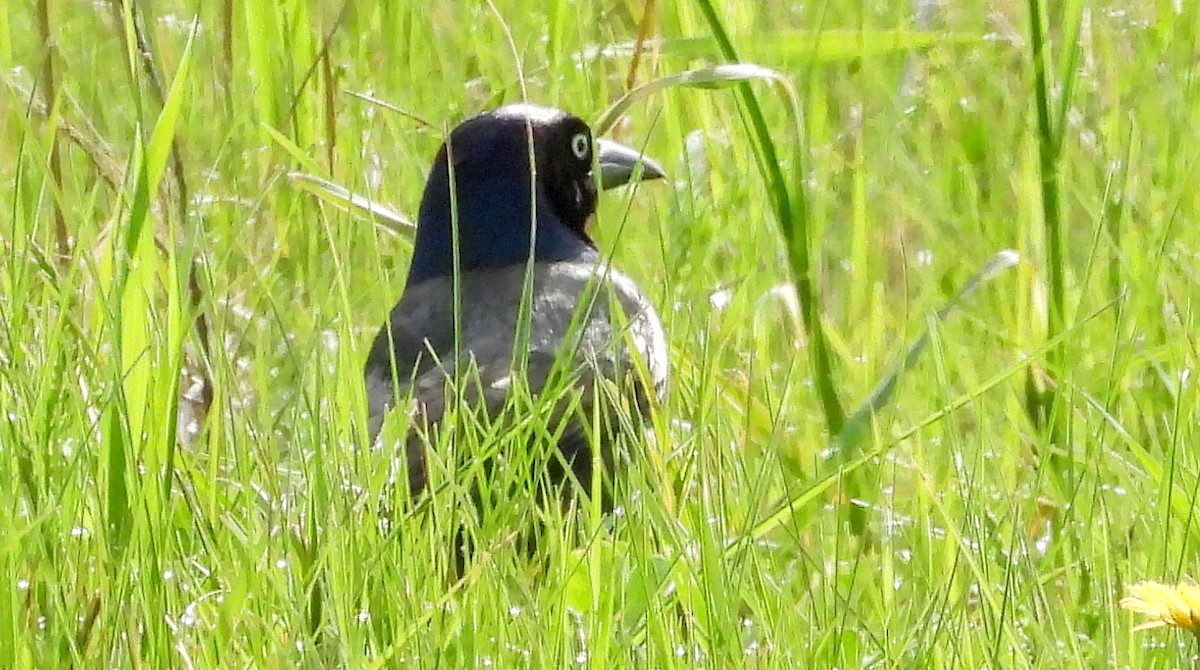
[{"x1": 1120, "y1": 580, "x2": 1200, "y2": 634}]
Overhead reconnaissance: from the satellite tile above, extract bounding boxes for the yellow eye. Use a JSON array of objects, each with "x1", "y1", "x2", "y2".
[{"x1": 570, "y1": 132, "x2": 590, "y2": 160}]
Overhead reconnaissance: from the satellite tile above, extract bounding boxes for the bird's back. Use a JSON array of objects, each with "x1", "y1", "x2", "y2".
[{"x1": 364, "y1": 260, "x2": 667, "y2": 495}]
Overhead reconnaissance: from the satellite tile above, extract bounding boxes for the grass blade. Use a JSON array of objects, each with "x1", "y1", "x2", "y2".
[
  {"x1": 829, "y1": 249, "x2": 1022, "y2": 460},
  {"x1": 691, "y1": 1, "x2": 845, "y2": 434},
  {"x1": 576, "y1": 29, "x2": 984, "y2": 64},
  {"x1": 288, "y1": 171, "x2": 416, "y2": 236}
]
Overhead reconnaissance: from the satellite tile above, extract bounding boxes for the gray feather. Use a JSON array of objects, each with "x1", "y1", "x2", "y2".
[{"x1": 364, "y1": 260, "x2": 667, "y2": 499}]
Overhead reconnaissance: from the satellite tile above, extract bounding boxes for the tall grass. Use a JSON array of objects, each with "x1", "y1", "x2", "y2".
[{"x1": 2, "y1": 1, "x2": 1199, "y2": 667}]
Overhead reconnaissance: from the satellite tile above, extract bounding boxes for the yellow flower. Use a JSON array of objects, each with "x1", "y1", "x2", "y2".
[{"x1": 1120, "y1": 580, "x2": 1200, "y2": 634}]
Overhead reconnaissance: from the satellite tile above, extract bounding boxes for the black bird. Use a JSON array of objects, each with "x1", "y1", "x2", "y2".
[{"x1": 364, "y1": 104, "x2": 667, "y2": 511}]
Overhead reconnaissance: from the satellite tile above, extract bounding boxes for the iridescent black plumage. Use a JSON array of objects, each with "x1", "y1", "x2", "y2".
[{"x1": 365, "y1": 104, "x2": 666, "y2": 509}]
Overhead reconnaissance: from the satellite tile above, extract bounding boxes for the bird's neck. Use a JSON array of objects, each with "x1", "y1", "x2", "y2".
[{"x1": 406, "y1": 163, "x2": 595, "y2": 286}]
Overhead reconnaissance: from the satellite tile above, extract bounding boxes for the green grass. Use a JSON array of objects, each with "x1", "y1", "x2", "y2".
[{"x1": 3, "y1": 0, "x2": 1200, "y2": 667}]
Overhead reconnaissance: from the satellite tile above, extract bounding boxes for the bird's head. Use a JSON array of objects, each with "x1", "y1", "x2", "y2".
[{"x1": 406, "y1": 104, "x2": 665, "y2": 285}]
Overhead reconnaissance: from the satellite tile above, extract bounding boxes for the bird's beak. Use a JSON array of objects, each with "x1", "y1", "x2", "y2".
[{"x1": 596, "y1": 138, "x2": 666, "y2": 190}]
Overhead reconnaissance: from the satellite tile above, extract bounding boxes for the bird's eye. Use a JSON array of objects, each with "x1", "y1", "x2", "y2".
[{"x1": 570, "y1": 132, "x2": 590, "y2": 160}]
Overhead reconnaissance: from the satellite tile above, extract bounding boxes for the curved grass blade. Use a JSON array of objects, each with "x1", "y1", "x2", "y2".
[
  {"x1": 740, "y1": 263, "x2": 1119, "y2": 548},
  {"x1": 576, "y1": 29, "x2": 985, "y2": 65},
  {"x1": 287, "y1": 171, "x2": 416, "y2": 238},
  {"x1": 831, "y1": 249, "x2": 1019, "y2": 533},
  {"x1": 345, "y1": 90, "x2": 436, "y2": 130},
  {"x1": 592, "y1": 63, "x2": 790, "y2": 137},
  {"x1": 693, "y1": 6, "x2": 848, "y2": 434},
  {"x1": 592, "y1": 58, "x2": 846, "y2": 435},
  {"x1": 829, "y1": 249, "x2": 1022, "y2": 462}
]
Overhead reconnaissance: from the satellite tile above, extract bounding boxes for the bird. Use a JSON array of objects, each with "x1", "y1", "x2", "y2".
[{"x1": 363, "y1": 103, "x2": 668, "y2": 517}]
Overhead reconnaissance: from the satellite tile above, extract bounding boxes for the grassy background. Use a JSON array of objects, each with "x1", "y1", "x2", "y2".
[{"x1": 3, "y1": 0, "x2": 1199, "y2": 667}]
